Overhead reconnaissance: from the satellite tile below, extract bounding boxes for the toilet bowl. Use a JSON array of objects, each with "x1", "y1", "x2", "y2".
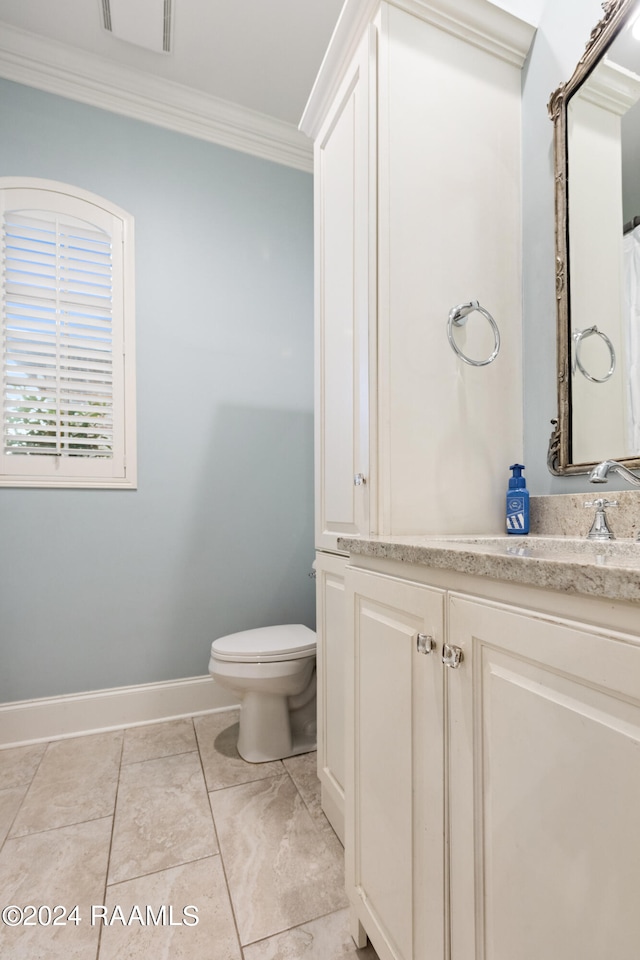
[{"x1": 208, "y1": 624, "x2": 317, "y2": 763}]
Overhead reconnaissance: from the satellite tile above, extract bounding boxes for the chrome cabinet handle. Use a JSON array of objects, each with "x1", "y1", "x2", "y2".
[
  {"x1": 354, "y1": 473, "x2": 366, "y2": 486},
  {"x1": 416, "y1": 633, "x2": 435, "y2": 655},
  {"x1": 442, "y1": 644, "x2": 463, "y2": 668}
]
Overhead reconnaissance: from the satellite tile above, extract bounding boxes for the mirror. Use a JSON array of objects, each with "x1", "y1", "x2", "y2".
[{"x1": 549, "y1": 0, "x2": 640, "y2": 475}]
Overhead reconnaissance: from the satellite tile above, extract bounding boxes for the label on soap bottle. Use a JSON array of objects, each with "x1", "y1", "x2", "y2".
[{"x1": 506, "y1": 496, "x2": 529, "y2": 533}]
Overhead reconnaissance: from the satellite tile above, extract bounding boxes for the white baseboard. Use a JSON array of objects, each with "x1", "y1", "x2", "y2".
[{"x1": 0, "y1": 675, "x2": 239, "y2": 749}]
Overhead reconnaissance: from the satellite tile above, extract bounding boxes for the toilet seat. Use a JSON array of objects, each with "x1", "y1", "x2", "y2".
[{"x1": 211, "y1": 624, "x2": 316, "y2": 663}]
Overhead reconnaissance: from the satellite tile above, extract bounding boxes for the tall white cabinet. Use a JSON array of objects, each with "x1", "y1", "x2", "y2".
[
  {"x1": 301, "y1": 0, "x2": 535, "y2": 839},
  {"x1": 312, "y1": 26, "x2": 375, "y2": 551}
]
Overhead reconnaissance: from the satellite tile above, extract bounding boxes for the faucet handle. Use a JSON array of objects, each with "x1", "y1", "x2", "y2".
[{"x1": 584, "y1": 498, "x2": 618, "y2": 541}]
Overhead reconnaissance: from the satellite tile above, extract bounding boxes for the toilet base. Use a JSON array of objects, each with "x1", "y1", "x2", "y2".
[{"x1": 237, "y1": 684, "x2": 317, "y2": 764}]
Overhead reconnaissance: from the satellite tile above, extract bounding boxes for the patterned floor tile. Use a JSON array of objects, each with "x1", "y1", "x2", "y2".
[
  {"x1": 0, "y1": 817, "x2": 111, "y2": 960},
  {"x1": 98, "y1": 856, "x2": 241, "y2": 960},
  {"x1": 121, "y1": 719, "x2": 197, "y2": 765},
  {"x1": 109, "y1": 751, "x2": 217, "y2": 884},
  {"x1": 243, "y1": 909, "x2": 379, "y2": 960},
  {"x1": 210, "y1": 773, "x2": 347, "y2": 945},
  {"x1": 194, "y1": 712, "x2": 284, "y2": 791},
  {"x1": 10, "y1": 733, "x2": 122, "y2": 838}
]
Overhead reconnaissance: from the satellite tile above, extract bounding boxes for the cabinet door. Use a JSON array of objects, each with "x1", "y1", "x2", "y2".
[
  {"x1": 315, "y1": 550, "x2": 347, "y2": 842},
  {"x1": 314, "y1": 27, "x2": 376, "y2": 551},
  {"x1": 346, "y1": 568, "x2": 445, "y2": 960},
  {"x1": 448, "y1": 595, "x2": 640, "y2": 960}
]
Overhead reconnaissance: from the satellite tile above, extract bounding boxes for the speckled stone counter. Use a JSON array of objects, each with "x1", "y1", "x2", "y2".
[
  {"x1": 337, "y1": 534, "x2": 640, "y2": 604},
  {"x1": 531, "y1": 490, "x2": 640, "y2": 539}
]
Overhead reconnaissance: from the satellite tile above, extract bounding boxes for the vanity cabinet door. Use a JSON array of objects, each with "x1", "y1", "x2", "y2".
[
  {"x1": 447, "y1": 595, "x2": 640, "y2": 960},
  {"x1": 315, "y1": 550, "x2": 347, "y2": 842},
  {"x1": 313, "y1": 28, "x2": 376, "y2": 552},
  {"x1": 345, "y1": 568, "x2": 445, "y2": 960}
]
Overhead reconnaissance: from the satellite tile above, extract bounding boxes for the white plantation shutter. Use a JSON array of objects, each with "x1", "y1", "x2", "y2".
[
  {"x1": 0, "y1": 180, "x2": 136, "y2": 487},
  {"x1": 4, "y1": 212, "x2": 115, "y2": 458}
]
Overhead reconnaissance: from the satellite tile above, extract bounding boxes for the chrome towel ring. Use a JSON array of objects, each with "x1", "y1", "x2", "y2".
[
  {"x1": 572, "y1": 325, "x2": 616, "y2": 383},
  {"x1": 447, "y1": 301, "x2": 500, "y2": 367}
]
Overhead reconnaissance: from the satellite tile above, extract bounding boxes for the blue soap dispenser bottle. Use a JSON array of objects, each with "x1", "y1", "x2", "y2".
[{"x1": 506, "y1": 464, "x2": 529, "y2": 535}]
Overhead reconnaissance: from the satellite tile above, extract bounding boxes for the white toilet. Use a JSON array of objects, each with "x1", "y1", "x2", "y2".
[{"x1": 208, "y1": 624, "x2": 317, "y2": 763}]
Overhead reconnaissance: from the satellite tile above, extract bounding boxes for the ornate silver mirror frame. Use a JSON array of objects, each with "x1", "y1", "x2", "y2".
[{"x1": 548, "y1": 0, "x2": 640, "y2": 475}]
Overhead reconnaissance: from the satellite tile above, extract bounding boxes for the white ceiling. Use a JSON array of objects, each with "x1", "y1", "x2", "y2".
[{"x1": 0, "y1": 0, "x2": 345, "y2": 126}]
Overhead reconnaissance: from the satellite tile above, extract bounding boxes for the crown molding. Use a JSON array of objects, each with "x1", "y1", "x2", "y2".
[
  {"x1": 300, "y1": 0, "x2": 536, "y2": 139},
  {"x1": 578, "y1": 57, "x2": 640, "y2": 117},
  {"x1": 395, "y1": 0, "x2": 536, "y2": 67},
  {"x1": 299, "y1": 0, "x2": 380, "y2": 138},
  {"x1": 0, "y1": 21, "x2": 313, "y2": 173}
]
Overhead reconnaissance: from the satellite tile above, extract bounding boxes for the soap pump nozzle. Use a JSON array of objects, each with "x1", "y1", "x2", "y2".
[{"x1": 508, "y1": 463, "x2": 525, "y2": 487}]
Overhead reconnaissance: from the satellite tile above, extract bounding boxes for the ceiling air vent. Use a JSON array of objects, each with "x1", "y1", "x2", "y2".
[{"x1": 100, "y1": 0, "x2": 173, "y2": 55}]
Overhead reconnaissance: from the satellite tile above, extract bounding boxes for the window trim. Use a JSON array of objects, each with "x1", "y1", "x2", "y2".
[{"x1": 0, "y1": 177, "x2": 137, "y2": 489}]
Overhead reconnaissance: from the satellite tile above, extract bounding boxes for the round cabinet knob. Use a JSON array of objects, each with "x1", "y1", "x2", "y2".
[
  {"x1": 354, "y1": 473, "x2": 366, "y2": 486},
  {"x1": 442, "y1": 644, "x2": 463, "y2": 669}
]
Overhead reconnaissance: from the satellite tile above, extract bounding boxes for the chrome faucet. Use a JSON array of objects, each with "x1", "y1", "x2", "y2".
[
  {"x1": 589, "y1": 460, "x2": 640, "y2": 541},
  {"x1": 589, "y1": 460, "x2": 640, "y2": 486}
]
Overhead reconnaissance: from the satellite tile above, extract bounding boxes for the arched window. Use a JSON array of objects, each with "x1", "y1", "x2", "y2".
[{"x1": 0, "y1": 179, "x2": 136, "y2": 487}]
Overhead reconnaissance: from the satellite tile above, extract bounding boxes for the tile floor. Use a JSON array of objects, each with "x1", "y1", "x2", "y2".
[{"x1": 0, "y1": 710, "x2": 379, "y2": 959}]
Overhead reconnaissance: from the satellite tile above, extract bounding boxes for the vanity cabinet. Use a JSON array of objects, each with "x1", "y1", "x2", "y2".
[{"x1": 345, "y1": 558, "x2": 640, "y2": 960}]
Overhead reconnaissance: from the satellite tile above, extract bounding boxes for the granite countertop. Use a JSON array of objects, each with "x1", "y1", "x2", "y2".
[{"x1": 337, "y1": 534, "x2": 640, "y2": 604}]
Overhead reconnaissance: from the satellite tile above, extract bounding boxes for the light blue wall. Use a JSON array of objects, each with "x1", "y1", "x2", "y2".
[
  {"x1": 0, "y1": 80, "x2": 315, "y2": 703},
  {"x1": 521, "y1": 0, "x2": 609, "y2": 493}
]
